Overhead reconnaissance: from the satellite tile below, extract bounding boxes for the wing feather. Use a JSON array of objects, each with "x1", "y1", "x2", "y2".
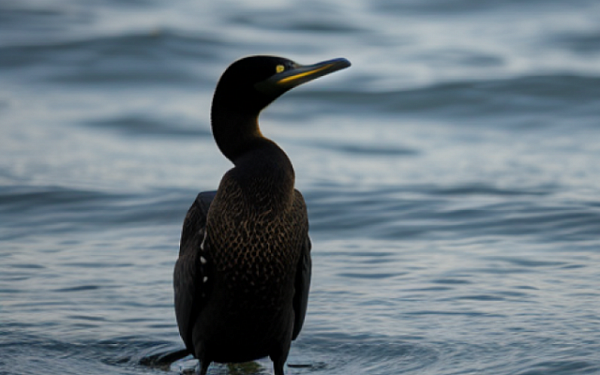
[{"x1": 173, "y1": 191, "x2": 216, "y2": 354}]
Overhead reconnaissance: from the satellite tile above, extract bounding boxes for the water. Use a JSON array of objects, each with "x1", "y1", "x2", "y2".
[{"x1": 1, "y1": 0, "x2": 600, "y2": 374}]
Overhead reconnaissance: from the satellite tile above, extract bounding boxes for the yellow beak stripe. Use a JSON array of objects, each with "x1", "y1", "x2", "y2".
[{"x1": 277, "y1": 64, "x2": 334, "y2": 85}]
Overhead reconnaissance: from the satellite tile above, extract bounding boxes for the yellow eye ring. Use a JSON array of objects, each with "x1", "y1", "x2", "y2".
[{"x1": 276, "y1": 65, "x2": 285, "y2": 73}]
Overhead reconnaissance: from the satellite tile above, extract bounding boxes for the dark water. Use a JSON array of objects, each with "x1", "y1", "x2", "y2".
[{"x1": 2, "y1": 0, "x2": 600, "y2": 374}]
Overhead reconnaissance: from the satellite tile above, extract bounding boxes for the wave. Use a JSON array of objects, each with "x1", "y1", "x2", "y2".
[
  {"x1": 0, "y1": 185, "x2": 192, "y2": 240},
  {"x1": 84, "y1": 115, "x2": 211, "y2": 138},
  {"x1": 371, "y1": 0, "x2": 598, "y2": 15},
  {"x1": 306, "y1": 183, "x2": 600, "y2": 243},
  {"x1": 0, "y1": 29, "x2": 222, "y2": 85},
  {"x1": 293, "y1": 74, "x2": 600, "y2": 122}
]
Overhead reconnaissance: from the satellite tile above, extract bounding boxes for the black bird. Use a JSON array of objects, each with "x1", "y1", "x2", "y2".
[{"x1": 173, "y1": 56, "x2": 350, "y2": 375}]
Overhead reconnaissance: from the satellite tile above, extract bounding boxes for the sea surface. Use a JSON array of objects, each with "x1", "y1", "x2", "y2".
[{"x1": 1, "y1": 0, "x2": 600, "y2": 374}]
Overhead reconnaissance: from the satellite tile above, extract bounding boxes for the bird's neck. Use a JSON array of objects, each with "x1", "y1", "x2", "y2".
[
  {"x1": 231, "y1": 140, "x2": 296, "y2": 212},
  {"x1": 211, "y1": 103, "x2": 296, "y2": 206},
  {"x1": 211, "y1": 106, "x2": 263, "y2": 162}
]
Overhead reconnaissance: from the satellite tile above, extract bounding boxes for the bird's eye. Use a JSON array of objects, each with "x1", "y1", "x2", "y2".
[{"x1": 276, "y1": 65, "x2": 285, "y2": 73}]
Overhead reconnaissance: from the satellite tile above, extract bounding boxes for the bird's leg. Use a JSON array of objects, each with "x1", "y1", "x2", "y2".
[
  {"x1": 273, "y1": 360, "x2": 285, "y2": 375},
  {"x1": 195, "y1": 360, "x2": 210, "y2": 375},
  {"x1": 270, "y1": 333, "x2": 291, "y2": 375}
]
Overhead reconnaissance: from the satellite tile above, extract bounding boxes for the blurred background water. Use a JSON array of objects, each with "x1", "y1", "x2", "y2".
[{"x1": 1, "y1": 0, "x2": 600, "y2": 374}]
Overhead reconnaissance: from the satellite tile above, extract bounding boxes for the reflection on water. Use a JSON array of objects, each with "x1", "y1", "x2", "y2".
[{"x1": 1, "y1": 0, "x2": 600, "y2": 374}]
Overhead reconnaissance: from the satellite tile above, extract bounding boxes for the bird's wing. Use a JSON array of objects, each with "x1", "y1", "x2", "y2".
[
  {"x1": 173, "y1": 191, "x2": 216, "y2": 355},
  {"x1": 292, "y1": 231, "x2": 312, "y2": 339}
]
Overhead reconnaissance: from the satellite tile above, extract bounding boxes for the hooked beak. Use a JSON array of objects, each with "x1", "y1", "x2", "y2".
[{"x1": 255, "y1": 57, "x2": 351, "y2": 94}]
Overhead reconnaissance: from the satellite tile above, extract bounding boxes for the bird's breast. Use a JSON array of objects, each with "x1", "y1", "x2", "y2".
[{"x1": 206, "y1": 208, "x2": 304, "y2": 309}]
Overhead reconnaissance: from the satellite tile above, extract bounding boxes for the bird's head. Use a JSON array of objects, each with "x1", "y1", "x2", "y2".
[{"x1": 212, "y1": 55, "x2": 351, "y2": 115}]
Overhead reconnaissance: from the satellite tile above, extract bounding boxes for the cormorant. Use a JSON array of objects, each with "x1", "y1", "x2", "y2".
[{"x1": 173, "y1": 56, "x2": 350, "y2": 375}]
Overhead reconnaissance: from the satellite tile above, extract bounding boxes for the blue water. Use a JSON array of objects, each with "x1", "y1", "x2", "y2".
[{"x1": 2, "y1": 0, "x2": 600, "y2": 374}]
